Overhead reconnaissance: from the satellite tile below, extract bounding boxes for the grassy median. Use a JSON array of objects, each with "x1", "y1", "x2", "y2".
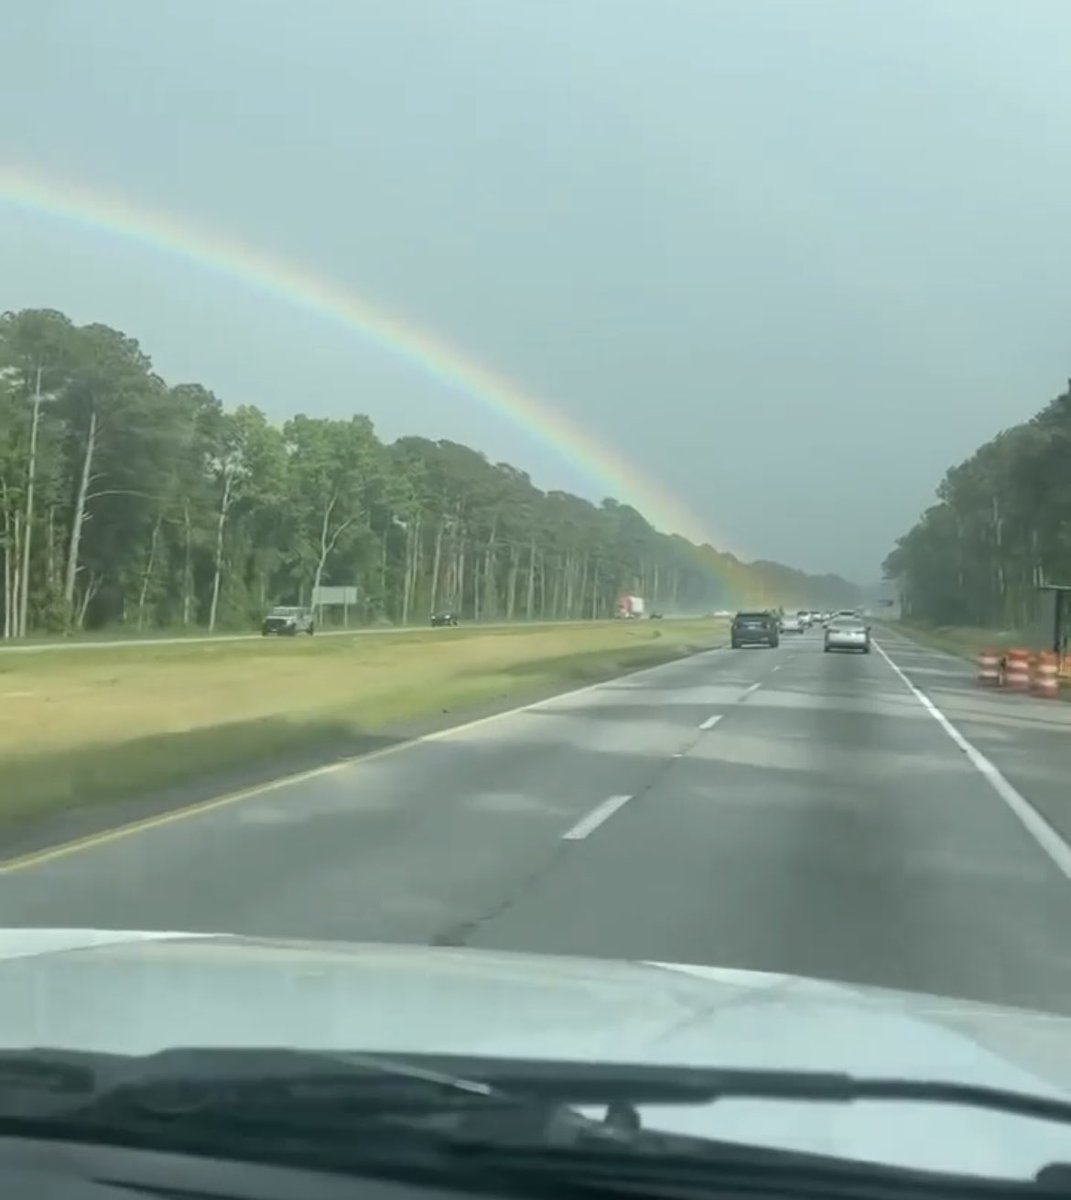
[
  {"x1": 0, "y1": 619, "x2": 725, "y2": 824},
  {"x1": 890, "y1": 620, "x2": 1030, "y2": 660}
]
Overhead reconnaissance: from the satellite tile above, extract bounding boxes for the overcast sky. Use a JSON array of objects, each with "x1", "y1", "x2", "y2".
[{"x1": 3, "y1": 0, "x2": 1070, "y2": 582}]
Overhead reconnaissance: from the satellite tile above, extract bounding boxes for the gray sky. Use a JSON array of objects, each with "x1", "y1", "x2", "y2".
[{"x1": 3, "y1": 0, "x2": 1070, "y2": 581}]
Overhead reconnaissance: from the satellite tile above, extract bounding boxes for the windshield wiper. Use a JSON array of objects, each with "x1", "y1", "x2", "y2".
[
  {"x1": 6, "y1": 1048, "x2": 1070, "y2": 1127},
  {"x1": 1, "y1": 1049, "x2": 1068, "y2": 1195},
  {"x1": 380, "y1": 1052, "x2": 1071, "y2": 1127}
]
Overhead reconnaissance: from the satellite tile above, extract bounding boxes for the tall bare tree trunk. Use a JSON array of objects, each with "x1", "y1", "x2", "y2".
[
  {"x1": 482, "y1": 515, "x2": 498, "y2": 620},
  {"x1": 577, "y1": 555, "x2": 590, "y2": 619},
  {"x1": 13, "y1": 513, "x2": 22, "y2": 636},
  {"x1": 525, "y1": 536, "x2": 536, "y2": 619},
  {"x1": 77, "y1": 573, "x2": 100, "y2": 627},
  {"x1": 402, "y1": 511, "x2": 421, "y2": 624},
  {"x1": 208, "y1": 467, "x2": 233, "y2": 633},
  {"x1": 18, "y1": 365, "x2": 42, "y2": 638},
  {"x1": 182, "y1": 500, "x2": 193, "y2": 626},
  {"x1": 64, "y1": 405, "x2": 97, "y2": 619},
  {"x1": 400, "y1": 525, "x2": 413, "y2": 625},
  {"x1": 1, "y1": 495, "x2": 14, "y2": 639},
  {"x1": 311, "y1": 493, "x2": 335, "y2": 602},
  {"x1": 46, "y1": 505, "x2": 57, "y2": 593},
  {"x1": 2, "y1": 520, "x2": 9, "y2": 639},
  {"x1": 563, "y1": 554, "x2": 575, "y2": 617},
  {"x1": 310, "y1": 494, "x2": 355, "y2": 625},
  {"x1": 429, "y1": 515, "x2": 444, "y2": 613},
  {"x1": 137, "y1": 510, "x2": 163, "y2": 629},
  {"x1": 505, "y1": 543, "x2": 519, "y2": 620},
  {"x1": 550, "y1": 556, "x2": 563, "y2": 618}
]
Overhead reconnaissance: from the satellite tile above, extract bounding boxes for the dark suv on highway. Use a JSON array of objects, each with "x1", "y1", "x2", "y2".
[{"x1": 731, "y1": 610, "x2": 779, "y2": 649}]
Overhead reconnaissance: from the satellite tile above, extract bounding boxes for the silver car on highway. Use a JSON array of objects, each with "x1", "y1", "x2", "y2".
[{"x1": 825, "y1": 614, "x2": 870, "y2": 653}]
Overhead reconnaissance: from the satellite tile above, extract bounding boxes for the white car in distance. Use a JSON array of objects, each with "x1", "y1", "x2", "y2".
[
  {"x1": 779, "y1": 612, "x2": 804, "y2": 634},
  {"x1": 825, "y1": 615, "x2": 871, "y2": 654}
]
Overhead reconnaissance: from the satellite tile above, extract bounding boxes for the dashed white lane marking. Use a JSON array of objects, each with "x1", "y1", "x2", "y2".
[
  {"x1": 0, "y1": 644, "x2": 730, "y2": 876},
  {"x1": 874, "y1": 641, "x2": 1071, "y2": 882},
  {"x1": 743, "y1": 682, "x2": 762, "y2": 695},
  {"x1": 771, "y1": 665, "x2": 781, "y2": 672},
  {"x1": 562, "y1": 794, "x2": 633, "y2": 840},
  {"x1": 699, "y1": 714, "x2": 722, "y2": 731}
]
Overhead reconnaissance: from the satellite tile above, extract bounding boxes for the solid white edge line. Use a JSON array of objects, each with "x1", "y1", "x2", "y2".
[
  {"x1": 873, "y1": 640, "x2": 1071, "y2": 881},
  {"x1": 562, "y1": 794, "x2": 633, "y2": 841},
  {"x1": 699, "y1": 714, "x2": 722, "y2": 730}
]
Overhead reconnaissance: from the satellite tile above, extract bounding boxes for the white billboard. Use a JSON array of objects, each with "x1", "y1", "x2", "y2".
[{"x1": 312, "y1": 585, "x2": 358, "y2": 606}]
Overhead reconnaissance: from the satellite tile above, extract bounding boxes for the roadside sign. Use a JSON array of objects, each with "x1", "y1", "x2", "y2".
[{"x1": 312, "y1": 586, "x2": 357, "y2": 606}]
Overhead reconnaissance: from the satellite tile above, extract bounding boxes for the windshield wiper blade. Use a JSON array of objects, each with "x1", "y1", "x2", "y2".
[
  {"x1": 0, "y1": 1047, "x2": 512, "y2": 1117},
  {"x1": 1, "y1": 1050, "x2": 1067, "y2": 1195},
  {"x1": 3, "y1": 1048, "x2": 1070, "y2": 1129},
  {"x1": 368, "y1": 1052, "x2": 1071, "y2": 1128}
]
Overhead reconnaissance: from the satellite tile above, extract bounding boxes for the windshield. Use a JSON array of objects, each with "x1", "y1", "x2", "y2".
[{"x1": 2, "y1": 2, "x2": 1071, "y2": 1190}]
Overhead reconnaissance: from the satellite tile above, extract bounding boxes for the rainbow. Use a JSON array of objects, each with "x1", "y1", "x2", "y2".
[{"x1": 0, "y1": 163, "x2": 737, "y2": 559}]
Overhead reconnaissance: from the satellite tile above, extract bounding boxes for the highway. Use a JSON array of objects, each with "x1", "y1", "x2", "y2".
[{"x1": 2, "y1": 625, "x2": 1071, "y2": 1015}]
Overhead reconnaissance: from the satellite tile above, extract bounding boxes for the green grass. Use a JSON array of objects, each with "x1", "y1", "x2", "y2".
[
  {"x1": 1, "y1": 614, "x2": 589, "y2": 649},
  {"x1": 889, "y1": 620, "x2": 1032, "y2": 661},
  {"x1": 0, "y1": 619, "x2": 726, "y2": 825}
]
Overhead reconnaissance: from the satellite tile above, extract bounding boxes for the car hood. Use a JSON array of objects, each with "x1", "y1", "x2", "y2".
[{"x1": 1, "y1": 929, "x2": 1069, "y2": 1180}]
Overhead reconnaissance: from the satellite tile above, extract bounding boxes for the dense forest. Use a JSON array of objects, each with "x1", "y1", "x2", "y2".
[
  {"x1": 884, "y1": 380, "x2": 1071, "y2": 628},
  {"x1": 0, "y1": 308, "x2": 857, "y2": 637}
]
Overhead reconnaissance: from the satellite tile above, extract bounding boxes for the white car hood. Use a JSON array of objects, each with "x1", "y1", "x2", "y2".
[{"x1": 1, "y1": 929, "x2": 1070, "y2": 1181}]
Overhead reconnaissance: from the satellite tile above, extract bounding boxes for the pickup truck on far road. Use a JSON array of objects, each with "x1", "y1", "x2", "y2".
[{"x1": 261, "y1": 606, "x2": 315, "y2": 636}]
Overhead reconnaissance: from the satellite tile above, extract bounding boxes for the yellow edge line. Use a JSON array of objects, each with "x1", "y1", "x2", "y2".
[{"x1": 0, "y1": 642, "x2": 723, "y2": 876}]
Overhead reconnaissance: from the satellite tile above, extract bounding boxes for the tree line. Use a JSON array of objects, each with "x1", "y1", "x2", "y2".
[
  {"x1": 0, "y1": 308, "x2": 858, "y2": 638},
  {"x1": 884, "y1": 379, "x2": 1071, "y2": 628}
]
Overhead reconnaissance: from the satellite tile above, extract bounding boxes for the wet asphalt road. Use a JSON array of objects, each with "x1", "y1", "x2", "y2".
[{"x1": 2, "y1": 626, "x2": 1070, "y2": 1014}]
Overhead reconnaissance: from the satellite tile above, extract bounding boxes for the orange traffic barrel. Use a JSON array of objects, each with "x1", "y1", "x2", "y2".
[
  {"x1": 1034, "y1": 652, "x2": 1059, "y2": 699},
  {"x1": 1005, "y1": 648, "x2": 1032, "y2": 692},
  {"x1": 977, "y1": 649, "x2": 1001, "y2": 686}
]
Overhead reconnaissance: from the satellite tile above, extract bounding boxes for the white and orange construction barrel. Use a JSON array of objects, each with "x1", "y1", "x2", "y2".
[
  {"x1": 1005, "y1": 648, "x2": 1032, "y2": 692},
  {"x1": 1033, "y1": 651, "x2": 1059, "y2": 699},
  {"x1": 977, "y1": 649, "x2": 1002, "y2": 687}
]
